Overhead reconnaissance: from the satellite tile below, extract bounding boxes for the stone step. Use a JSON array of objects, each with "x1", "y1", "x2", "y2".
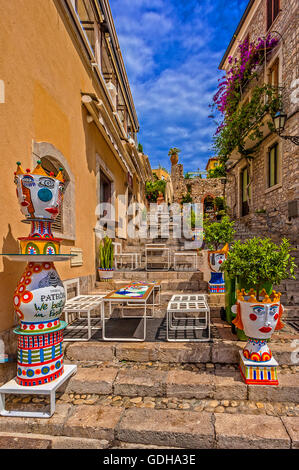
[
  {"x1": 62, "y1": 365, "x2": 299, "y2": 404},
  {"x1": 112, "y1": 271, "x2": 204, "y2": 281},
  {"x1": 64, "y1": 340, "x2": 298, "y2": 366},
  {"x1": 283, "y1": 306, "x2": 299, "y2": 320},
  {"x1": 0, "y1": 405, "x2": 297, "y2": 449},
  {"x1": 0, "y1": 431, "x2": 109, "y2": 449}
]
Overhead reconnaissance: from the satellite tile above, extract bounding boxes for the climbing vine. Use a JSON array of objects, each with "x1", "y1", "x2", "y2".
[{"x1": 211, "y1": 34, "x2": 281, "y2": 162}]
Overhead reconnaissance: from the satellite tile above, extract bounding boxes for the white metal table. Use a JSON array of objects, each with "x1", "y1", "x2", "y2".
[
  {"x1": 167, "y1": 294, "x2": 210, "y2": 342},
  {"x1": 101, "y1": 283, "x2": 156, "y2": 341},
  {"x1": 63, "y1": 294, "x2": 105, "y2": 341}
]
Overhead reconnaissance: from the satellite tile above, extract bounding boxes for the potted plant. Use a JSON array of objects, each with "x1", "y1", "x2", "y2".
[
  {"x1": 221, "y1": 237, "x2": 296, "y2": 340},
  {"x1": 98, "y1": 236, "x2": 114, "y2": 281},
  {"x1": 168, "y1": 147, "x2": 181, "y2": 166}
]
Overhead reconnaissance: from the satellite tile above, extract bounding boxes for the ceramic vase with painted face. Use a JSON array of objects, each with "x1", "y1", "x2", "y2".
[
  {"x1": 208, "y1": 243, "x2": 228, "y2": 294},
  {"x1": 12, "y1": 161, "x2": 67, "y2": 386},
  {"x1": 232, "y1": 290, "x2": 284, "y2": 361},
  {"x1": 232, "y1": 289, "x2": 284, "y2": 385}
]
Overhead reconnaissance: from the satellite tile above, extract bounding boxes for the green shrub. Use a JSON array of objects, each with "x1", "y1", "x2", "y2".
[{"x1": 221, "y1": 237, "x2": 296, "y2": 300}]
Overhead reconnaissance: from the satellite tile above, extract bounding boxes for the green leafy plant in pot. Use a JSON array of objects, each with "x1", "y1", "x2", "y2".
[
  {"x1": 221, "y1": 237, "x2": 296, "y2": 340},
  {"x1": 98, "y1": 236, "x2": 114, "y2": 281}
]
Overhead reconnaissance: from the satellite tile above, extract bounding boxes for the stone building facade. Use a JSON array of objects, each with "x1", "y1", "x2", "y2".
[
  {"x1": 171, "y1": 162, "x2": 225, "y2": 207},
  {"x1": 219, "y1": 0, "x2": 299, "y2": 244}
]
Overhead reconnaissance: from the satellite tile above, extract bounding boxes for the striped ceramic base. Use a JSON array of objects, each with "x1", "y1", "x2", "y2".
[
  {"x1": 16, "y1": 330, "x2": 64, "y2": 386},
  {"x1": 209, "y1": 283, "x2": 225, "y2": 294},
  {"x1": 239, "y1": 351, "x2": 278, "y2": 386}
]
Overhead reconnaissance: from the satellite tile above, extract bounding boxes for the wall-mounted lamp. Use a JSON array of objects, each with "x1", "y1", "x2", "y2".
[{"x1": 273, "y1": 111, "x2": 299, "y2": 145}]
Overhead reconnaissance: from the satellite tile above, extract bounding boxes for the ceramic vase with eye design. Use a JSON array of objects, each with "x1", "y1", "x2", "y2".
[
  {"x1": 232, "y1": 289, "x2": 284, "y2": 385},
  {"x1": 208, "y1": 243, "x2": 229, "y2": 294},
  {"x1": 11, "y1": 161, "x2": 68, "y2": 387}
]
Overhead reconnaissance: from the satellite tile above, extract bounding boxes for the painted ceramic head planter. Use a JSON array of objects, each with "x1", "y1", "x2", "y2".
[
  {"x1": 208, "y1": 243, "x2": 229, "y2": 273},
  {"x1": 14, "y1": 161, "x2": 65, "y2": 220},
  {"x1": 11, "y1": 162, "x2": 68, "y2": 387},
  {"x1": 232, "y1": 289, "x2": 284, "y2": 362}
]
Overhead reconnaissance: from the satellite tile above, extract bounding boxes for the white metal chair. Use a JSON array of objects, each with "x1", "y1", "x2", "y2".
[
  {"x1": 63, "y1": 278, "x2": 105, "y2": 341},
  {"x1": 113, "y1": 242, "x2": 141, "y2": 271},
  {"x1": 145, "y1": 243, "x2": 170, "y2": 271}
]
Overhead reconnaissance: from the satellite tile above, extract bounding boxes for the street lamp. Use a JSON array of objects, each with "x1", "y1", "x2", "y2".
[{"x1": 273, "y1": 111, "x2": 299, "y2": 145}]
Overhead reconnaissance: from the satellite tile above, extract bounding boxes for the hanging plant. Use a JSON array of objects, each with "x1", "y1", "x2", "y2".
[
  {"x1": 214, "y1": 84, "x2": 282, "y2": 161},
  {"x1": 213, "y1": 34, "x2": 279, "y2": 117}
]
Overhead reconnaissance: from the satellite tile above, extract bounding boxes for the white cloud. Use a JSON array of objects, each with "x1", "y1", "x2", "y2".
[{"x1": 110, "y1": 0, "x2": 226, "y2": 171}]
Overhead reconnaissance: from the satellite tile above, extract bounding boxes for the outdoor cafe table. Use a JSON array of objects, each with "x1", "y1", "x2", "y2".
[{"x1": 101, "y1": 282, "x2": 158, "y2": 341}]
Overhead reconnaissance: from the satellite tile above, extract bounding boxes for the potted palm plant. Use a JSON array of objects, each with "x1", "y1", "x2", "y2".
[
  {"x1": 168, "y1": 147, "x2": 181, "y2": 166},
  {"x1": 98, "y1": 236, "x2": 114, "y2": 281}
]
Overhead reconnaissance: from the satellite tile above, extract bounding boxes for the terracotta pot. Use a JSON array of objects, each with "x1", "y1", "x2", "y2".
[{"x1": 170, "y1": 153, "x2": 178, "y2": 165}]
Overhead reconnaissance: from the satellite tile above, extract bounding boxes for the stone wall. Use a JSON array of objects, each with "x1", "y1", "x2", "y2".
[
  {"x1": 223, "y1": 0, "x2": 299, "y2": 244},
  {"x1": 171, "y1": 164, "x2": 225, "y2": 204}
]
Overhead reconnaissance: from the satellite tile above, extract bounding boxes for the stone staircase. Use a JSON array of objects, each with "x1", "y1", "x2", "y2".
[
  {"x1": 1, "y1": 351, "x2": 298, "y2": 449},
  {"x1": 1, "y1": 218, "x2": 299, "y2": 449}
]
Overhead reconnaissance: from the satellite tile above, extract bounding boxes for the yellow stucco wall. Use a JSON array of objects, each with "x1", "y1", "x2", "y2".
[
  {"x1": 152, "y1": 168, "x2": 169, "y2": 180},
  {"x1": 206, "y1": 159, "x2": 220, "y2": 172},
  {"x1": 0, "y1": 0, "x2": 128, "y2": 332}
]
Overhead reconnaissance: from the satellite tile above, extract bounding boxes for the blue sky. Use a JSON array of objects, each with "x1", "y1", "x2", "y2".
[{"x1": 110, "y1": 0, "x2": 249, "y2": 173}]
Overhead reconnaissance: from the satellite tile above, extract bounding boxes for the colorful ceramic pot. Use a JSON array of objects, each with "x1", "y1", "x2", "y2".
[
  {"x1": 98, "y1": 268, "x2": 114, "y2": 282},
  {"x1": 232, "y1": 289, "x2": 284, "y2": 386},
  {"x1": 12, "y1": 161, "x2": 68, "y2": 387},
  {"x1": 14, "y1": 161, "x2": 65, "y2": 220},
  {"x1": 13, "y1": 262, "x2": 66, "y2": 332},
  {"x1": 208, "y1": 243, "x2": 228, "y2": 294},
  {"x1": 232, "y1": 290, "x2": 284, "y2": 362}
]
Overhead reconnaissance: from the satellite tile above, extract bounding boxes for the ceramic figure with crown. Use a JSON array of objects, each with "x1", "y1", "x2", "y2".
[
  {"x1": 207, "y1": 243, "x2": 229, "y2": 293},
  {"x1": 222, "y1": 237, "x2": 296, "y2": 386},
  {"x1": 204, "y1": 216, "x2": 236, "y2": 294},
  {"x1": 4, "y1": 161, "x2": 76, "y2": 387},
  {"x1": 232, "y1": 289, "x2": 284, "y2": 385}
]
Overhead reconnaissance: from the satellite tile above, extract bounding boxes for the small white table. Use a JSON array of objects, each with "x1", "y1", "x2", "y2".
[
  {"x1": 167, "y1": 294, "x2": 210, "y2": 342},
  {"x1": 63, "y1": 295, "x2": 105, "y2": 341},
  {"x1": 0, "y1": 364, "x2": 77, "y2": 418},
  {"x1": 101, "y1": 283, "x2": 156, "y2": 341},
  {"x1": 173, "y1": 251, "x2": 198, "y2": 271},
  {"x1": 145, "y1": 244, "x2": 170, "y2": 271}
]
